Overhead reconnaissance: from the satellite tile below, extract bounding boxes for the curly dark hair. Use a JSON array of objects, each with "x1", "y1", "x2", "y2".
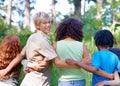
[
  {"x1": 55, "y1": 18, "x2": 84, "y2": 41},
  {"x1": 94, "y1": 30, "x2": 114, "y2": 48},
  {"x1": 0, "y1": 35, "x2": 22, "y2": 80}
]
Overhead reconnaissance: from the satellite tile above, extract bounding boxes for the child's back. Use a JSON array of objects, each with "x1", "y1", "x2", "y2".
[
  {"x1": 56, "y1": 40, "x2": 85, "y2": 81},
  {"x1": 92, "y1": 50, "x2": 119, "y2": 86},
  {"x1": 92, "y1": 30, "x2": 120, "y2": 86}
]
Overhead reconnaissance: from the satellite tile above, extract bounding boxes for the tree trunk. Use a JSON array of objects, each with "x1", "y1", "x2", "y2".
[
  {"x1": 73, "y1": 0, "x2": 81, "y2": 19},
  {"x1": 51, "y1": 0, "x2": 56, "y2": 24},
  {"x1": 25, "y1": 0, "x2": 30, "y2": 29},
  {"x1": 96, "y1": 0, "x2": 103, "y2": 20},
  {"x1": 7, "y1": 0, "x2": 12, "y2": 27}
]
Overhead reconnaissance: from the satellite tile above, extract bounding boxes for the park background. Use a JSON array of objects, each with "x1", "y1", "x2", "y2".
[{"x1": 0, "y1": 0, "x2": 120, "y2": 86}]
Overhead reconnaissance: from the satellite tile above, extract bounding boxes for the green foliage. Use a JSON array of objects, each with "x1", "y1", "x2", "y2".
[
  {"x1": 5, "y1": 28, "x2": 18, "y2": 35},
  {"x1": 114, "y1": 12, "x2": 120, "y2": 21},
  {"x1": 102, "y1": 5, "x2": 113, "y2": 26},
  {"x1": 18, "y1": 28, "x2": 33, "y2": 46},
  {"x1": 51, "y1": 64, "x2": 60, "y2": 86},
  {"x1": 0, "y1": 18, "x2": 8, "y2": 40},
  {"x1": 83, "y1": 6, "x2": 102, "y2": 30},
  {"x1": 108, "y1": 23, "x2": 120, "y2": 47},
  {"x1": 18, "y1": 67, "x2": 25, "y2": 85},
  {"x1": 0, "y1": 18, "x2": 20, "y2": 41},
  {"x1": 112, "y1": 26, "x2": 120, "y2": 47},
  {"x1": 82, "y1": 6, "x2": 102, "y2": 43},
  {"x1": 49, "y1": 32, "x2": 56, "y2": 44},
  {"x1": 85, "y1": 70, "x2": 92, "y2": 86},
  {"x1": 112, "y1": 0, "x2": 120, "y2": 8},
  {"x1": 0, "y1": 18, "x2": 32, "y2": 47},
  {"x1": 49, "y1": 25, "x2": 58, "y2": 44}
]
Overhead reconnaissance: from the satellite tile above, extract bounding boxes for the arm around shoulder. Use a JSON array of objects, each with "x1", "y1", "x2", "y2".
[
  {"x1": 95, "y1": 70, "x2": 120, "y2": 86},
  {"x1": 103, "y1": 70, "x2": 120, "y2": 85},
  {"x1": 0, "y1": 54, "x2": 24, "y2": 76}
]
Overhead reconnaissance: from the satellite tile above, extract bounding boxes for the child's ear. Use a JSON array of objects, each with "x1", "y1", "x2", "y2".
[{"x1": 35, "y1": 25, "x2": 40, "y2": 30}]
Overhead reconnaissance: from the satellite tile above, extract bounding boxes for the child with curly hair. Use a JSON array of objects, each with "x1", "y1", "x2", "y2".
[{"x1": 0, "y1": 35, "x2": 22, "y2": 86}]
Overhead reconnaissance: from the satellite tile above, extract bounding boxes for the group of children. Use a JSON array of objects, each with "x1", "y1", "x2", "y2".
[{"x1": 0, "y1": 11, "x2": 120, "y2": 86}]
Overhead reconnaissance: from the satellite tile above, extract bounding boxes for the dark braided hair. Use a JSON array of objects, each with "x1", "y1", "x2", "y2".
[
  {"x1": 94, "y1": 30, "x2": 114, "y2": 48},
  {"x1": 55, "y1": 18, "x2": 84, "y2": 41}
]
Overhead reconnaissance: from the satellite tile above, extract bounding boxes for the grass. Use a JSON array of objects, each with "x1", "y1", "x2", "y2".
[{"x1": 18, "y1": 67, "x2": 25, "y2": 85}]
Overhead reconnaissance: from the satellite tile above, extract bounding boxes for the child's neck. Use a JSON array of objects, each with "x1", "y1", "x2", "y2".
[
  {"x1": 64, "y1": 37, "x2": 75, "y2": 41},
  {"x1": 98, "y1": 46, "x2": 109, "y2": 50}
]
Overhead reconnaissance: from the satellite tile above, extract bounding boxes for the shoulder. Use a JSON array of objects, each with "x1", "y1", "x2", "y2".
[
  {"x1": 28, "y1": 33, "x2": 45, "y2": 42},
  {"x1": 54, "y1": 40, "x2": 63, "y2": 46},
  {"x1": 92, "y1": 51, "x2": 100, "y2": 57},
  {"x1": 109, "y1": 51, "x2": 119, "y2": 60},
  {"x1": 53, "y1": 40, "x2": 65, "y2": 50},
  {"x1": 76, "y1": 41, "x2": 83, "y2": 47},
  {"x1": 29, "y1": 32, "x2": 41, "y2": 38},
  {"x1": 27, "y1": 33, "x2": 37, "y2": 40}
]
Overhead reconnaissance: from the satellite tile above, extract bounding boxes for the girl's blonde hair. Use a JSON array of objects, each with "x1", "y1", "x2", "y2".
[
  {"x1": 33, "y1": 12, "x2": 51, "y2": 29},
  {"x1": 0, "y1": 35, "x2": 22, "y2": 80}
]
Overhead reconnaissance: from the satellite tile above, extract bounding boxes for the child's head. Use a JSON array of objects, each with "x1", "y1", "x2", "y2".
[
  {"x1": 33, "y1": 12, "x2": 51, "y2": 34},
  {"x1": 55, "y1": 18, "x2": 84, "y2": 41},
  {"x1": 0, "y1": 35, "x2": 22, "y2": 79},
  {"x1": 94, "y1": 30, "x2": 114, "y2": 49},
  {"x1": 109, "y1": 48, "x2": 120, "y2": 60},
  {"x1": 0, "y1": 35, "x2": 22, "y2": 62}
]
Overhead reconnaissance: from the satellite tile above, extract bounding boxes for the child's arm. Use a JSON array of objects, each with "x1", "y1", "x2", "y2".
[
  {"x1": 95, "y1": 70, "x2": 120, "y2": 86},
  {"x1": 0, "y1": 45, "x2": 26, "y2": 77},
  {"x1": 22, "y1": 59, "x2": 48, "y2": 73},
  {"x1": 52, "y1": 43, "x2": 78, "y2": 68},
  {"x1": 0, "y1": 54, "x2": 24, "y2": 77},
  {"x1": 81, "y1": 44, "x2": 113, "y2": 79},
  {"x1": 65, "y1": 58, "x2": 113, "y2": 80},
  {"x1": 52, "y1": 57, "x2": 78, "y2": 68},
  {"x1": 103, "y1": 70, "x2": 120, "y2": 85},
  {"x1": 82, "y1": 44, "x2": 92, "y2": 65}
]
